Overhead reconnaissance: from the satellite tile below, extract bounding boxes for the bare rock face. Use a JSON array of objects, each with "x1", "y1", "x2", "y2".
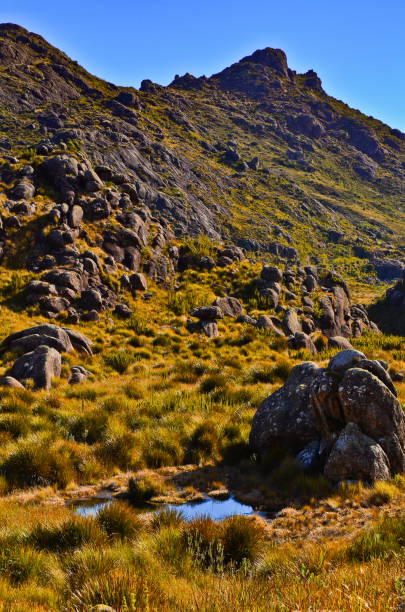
[
  {"x1": 250, "y1": 362, "x2": 321, "y2": 455},
  {"x1": 9, "y1": 345, "x2": 61, "y2": 390},
  {"x1": 324, "y1": 423, "x2": 391, "y2": 482},
  {"x1": 250, "y1": 349, "x2": 403, "y2": 482}
]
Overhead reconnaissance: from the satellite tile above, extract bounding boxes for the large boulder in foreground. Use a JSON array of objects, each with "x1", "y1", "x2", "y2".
[
  {"x1": 249, "y1": 362, "x2": 320, "y2": 455},
  {"x1": 9, "y1": 346, "x2": 61, "y2": 390},
  {"x1": 250, "y1": 349, "x2": 404, "y2": 482}
]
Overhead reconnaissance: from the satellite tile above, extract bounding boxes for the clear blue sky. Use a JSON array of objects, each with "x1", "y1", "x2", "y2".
[{"x1": 2, "y1": 0, "x2": 404, "y2": 131}]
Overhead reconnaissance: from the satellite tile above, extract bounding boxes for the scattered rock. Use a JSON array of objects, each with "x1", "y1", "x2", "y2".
[
  {"x1": 114, "y1": 303, "x2": 132, "y2": 318},
  {"x1": 261, "y1": 265, "x2": 283, "y2": 283},
  {"x1": 9, "y1": 345, "x2": 61, "y2": 390},
  {"x1": 0, "y1": 376, "x2": 25, "y2": 388},
  {"x1": 68, "y1": 365, "x2": 91, "y2": 384},
  {"x1": 190, "y1": 305, "x2": 223, "y2": 320},
  {"x1": 328, "y1": 336, "x2": 353, "y2": 350},
  {"x1": 212, "y1": 296, "x2": 243, "y2": 317},
  {"x1": 250, "y1": 361, "x2": 320, "y2": 455},
  {"x1": 251, "y1": 349, "x2": 404, "y2": 482},
  {"x1": 129, "y1": 273, "x2": 147, "y2": 292}
]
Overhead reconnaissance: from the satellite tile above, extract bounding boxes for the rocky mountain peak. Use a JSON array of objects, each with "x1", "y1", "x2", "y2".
[{"x1": 239, "y1": 47, "x2": 289, "y2": 77}]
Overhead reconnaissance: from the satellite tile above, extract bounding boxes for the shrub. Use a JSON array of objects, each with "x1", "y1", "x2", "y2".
[
  {"x1": 69, "y1": 410, "x2": 108, "y2": 444},
  {"x1": 245, "y1": 364, "x2": 274, "y2": 384},
  {"x1": 347, "y1": 514, "x2": 405, "y2": 561},
  {"x1": 151, "y1": 507, "x2": 184, "y2": 531},
  {"x1": 30, "y1": 517, "x2": 104, "y2": 552},
  {"x1": 102, "y1": 395, "x2": 130, "y2": 413},
  {"x1": 183, "y1": 516, "x2": 223, "y2": 570},
  {"x1": 104, "y1": 350, "x2": 137, "y2": 374},
  {"x1": 167, "y1": 282, "x2": 215, "y2": 315},
  {"x1": 0, "y1": 546, "x2": 53, "y2": 585},
  {"x1": 366, "y1": 481, "x2": 397, "y2": 506},
  {"x1": 184, "y1": 235, "x2": 216, "y2": 259},
  {"x1": 2, "y1": 441, "x2": 75, "y2": 488},
  {"x1": 153, "y1": 334, "x2": 171, "y2": 347},
  {"x1": 271, "y1": 358, "x2": 292, "y2": 382},
  {"x1": 142, "y1": 435, "x2": 183, "y2": 468},
  {"x1": 187, "y1": 421, "x2": 218, "y2": 463},
  {"x1": 96, "y1": 433, "x2": 134, "y2": 469},
  {"x1": 127, "y1": 313, "x2": 153, "y2": 336},
  {"x1": 123, "y1": 381, "x2": 144, "y2": 400},
  {"x1": 200, "y1": 374, "x2": 228, "y2": 394},
  {"x1": 70, "y1": 569, "x2": 164, "y2": 610},
  {"x1": 0, "y1": 415, "x2": 29, "y2": 439},
  {"x1": 127, "y1": 475, "x2": 164, "y2": 503},
  {"x1": 221, "y1": 516, "x2": 264, "y2": 566},
  {"x1": 96, "y1": 502, "x2": 143, "y2": 540},
  {"x1": 183, "y1": 515, "x2": 264, "y2": 570}
]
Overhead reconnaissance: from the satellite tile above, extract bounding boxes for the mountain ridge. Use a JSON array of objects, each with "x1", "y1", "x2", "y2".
[{"x1": 0, "y1": 23, "x2": 404, "y2": 275}]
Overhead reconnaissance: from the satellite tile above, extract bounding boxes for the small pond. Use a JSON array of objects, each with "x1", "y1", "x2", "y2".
[{"x1": 71, "y1": 495, "x2": 257, "y2": 521}]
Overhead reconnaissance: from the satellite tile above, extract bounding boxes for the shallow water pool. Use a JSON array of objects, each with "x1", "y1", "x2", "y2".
[{"x1": 71, "y1": 495, "x2": 256, "y2": 521}]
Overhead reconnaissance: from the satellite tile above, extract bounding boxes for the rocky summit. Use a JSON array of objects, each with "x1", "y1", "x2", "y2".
[{"x1": 1, "y1": 22, "x2": 405, "y2": 611}]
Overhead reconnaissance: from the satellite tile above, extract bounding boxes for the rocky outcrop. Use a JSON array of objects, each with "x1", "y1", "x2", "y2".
[
  {"x1": 250, "y1": 349, "x2": 405, "y2": 482},
  {"x1": 2, "y1": 325, "x2": 92, "y2": 390}
]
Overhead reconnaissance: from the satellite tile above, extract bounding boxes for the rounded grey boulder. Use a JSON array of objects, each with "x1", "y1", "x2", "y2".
[
  {"x1": 250, "y1": 362, "x2": 320, "y2": 455},
  {"x1": 324, "y1": 423, "x2": 391, "y2": 482},
  {"x1": 9, "y1": 346, "x2": 61, "y2": 390},
  {"x1": 328, "y1": 349, "x2": 366, "y2": 375}
]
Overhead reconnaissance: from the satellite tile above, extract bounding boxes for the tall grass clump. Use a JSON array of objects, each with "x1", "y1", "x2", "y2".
[
  {"x1": 96, "y1": 502, "x2": 144, "y2": 541},
  {"x1": 127, "y1": 475, "x2": 164, "y2": 503},
  {"x1": 70, "y1": 570, "x2": 164, "y2": 610},
  {"x1": 183, "y1": 515, "x2": 264, "y2": 570},
  {"x1": 2, "y1": 440, "x2": 75, "y2": 488},
  {"x1": 30, "y1": 517, "x2": 104, "y2": 552},
  {"x1": 347, "y1": 514, "x2": 405, "y2": 561},
  {"x1": 104, "y1": 349, "x2": 137, "y2": 374}
]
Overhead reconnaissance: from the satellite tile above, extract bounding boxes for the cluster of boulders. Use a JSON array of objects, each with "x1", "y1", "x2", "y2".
[
  {"x1": 250, "y1": 349, "x2": 405, "y2": 482},
  {"x1": 187, "y1": 262, "x2": 379, "y2": 341},
  {"x1": 1, "y1": 324, "x2": 92, "y2": 390}
]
